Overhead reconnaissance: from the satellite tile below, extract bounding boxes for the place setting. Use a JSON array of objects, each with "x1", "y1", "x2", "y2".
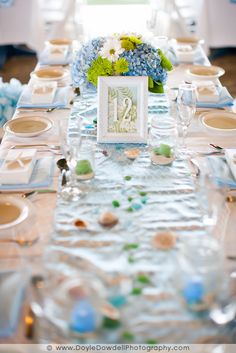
[
  {"x1": 17, "y1": 78, "x2": 71, "y2": 110},
  {"x1": 38, "y1": 38, "x2": 73, "y2": 66},
  {"x1": 169, "y1": 36, "x2": 206, "y2": 65}
]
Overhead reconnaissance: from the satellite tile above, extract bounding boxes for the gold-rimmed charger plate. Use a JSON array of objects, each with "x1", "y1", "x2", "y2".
[
  {"x1": 175, "y1": 36, "x2": 203, "y2": 47},
  {"x1": 187, "y1": 65, "x2": 225, "y2": 80},
  {"x1": 201, "y1": 111, "x2": 236, "y2": 135},
  {"x1": 4, "y1": 115, "x2": 53, "y2": 137},
  {"x1": 47, "y1": 38, "x2": 72, "y2": 46},
  {"x1": 0, "y1": 195, "x2": 30, "y2": 230},
  {"x1": 31, "y1": 67, "x2": 68, "y2": 81}
]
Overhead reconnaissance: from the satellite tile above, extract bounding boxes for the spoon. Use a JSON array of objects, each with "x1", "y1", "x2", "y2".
[
  {"x1": 57, "y1": 158, "x2": 69, "y2": 186},
  {"x1": 57, "y1": 158, "x2": 69, "y2": 172}
]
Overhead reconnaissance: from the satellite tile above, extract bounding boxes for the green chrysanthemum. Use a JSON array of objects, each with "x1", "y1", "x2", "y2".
[
  {"x1": 120, "y1": 35, "x2": 142, "y2": 51},
  {"x1": 129, "y1": 35, "x2": 142, "y2": 45},
  {"x1": 87, "y1": 56, "x2": 113, "y2": 86},
  {"x1": 121, "y1": 39, "x2": 135, "y2": 51},
  {"x1": 158, "y1": 49, "x2": 173, "y2": 71},
  {"x1": 114, "y1": 58, "x2": 129, "y2": 74}
]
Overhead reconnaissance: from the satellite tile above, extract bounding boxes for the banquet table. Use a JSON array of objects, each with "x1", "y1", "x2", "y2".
[{"x1": 0, "y1": 43, "x2": 236, "y2": 346}]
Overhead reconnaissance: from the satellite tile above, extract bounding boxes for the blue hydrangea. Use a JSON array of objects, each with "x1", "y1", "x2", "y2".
[
  {"x1": 72, "y1": 37, "x2": 168, "y2": 88},
  {"x1": 0, "y1": 78, "x2": 24, "y2": 127}
]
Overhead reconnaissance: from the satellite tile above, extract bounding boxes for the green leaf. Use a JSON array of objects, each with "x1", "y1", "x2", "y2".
[
  {"x1": 126, "y1": 207, "x2": 134, "y2": 213},
  {"x1": 123, "y1": 243, "x2": 139, "y2": 251},
  {"x1": 148, "y1": 76, "x2": 154, "y2": 89},
  {"x1": 137, "y1": 274, "x2": 150, "y2": 284},
  {"x1": 148, "y1": 81, "x2": 164, "y2": 94},
  {"x1": 122, "y1": 331, "x2": 135, "y2": 341},
  {"x1": 112, "y1": 200, "x2": 120, "y2": 208},
  {"x1": 128, "y1": 196, "x2": 133, "y2": 202},
  {"x1": 131, "y1": 287, "x2": 142, "y2": 295},
  {"x1": 158, "y1": 48, "x2": 173, "y2": 71},
  {"x1": 128, "y1": 255, "x2": 135, "y2": 263},
  {"x1": 102, "y1": 317, "x2": 121, "y2": 329},
  {"x1": 146, "y1": 339, "x2": 158, "y2": 345},
  {"x1": 139, "y1": 191, "x2": 147, "y2": 196},
  {"x1": 124, "y1": 175, "x2": 132, "y2": 181}
]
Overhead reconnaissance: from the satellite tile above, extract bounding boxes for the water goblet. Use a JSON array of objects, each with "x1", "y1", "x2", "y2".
[
  {"x1": 177, "y1": 83, "x2": 197, "y2": 158},
  {"x1": 152, "y1": 35, "x2": 169, "y2": 54}
]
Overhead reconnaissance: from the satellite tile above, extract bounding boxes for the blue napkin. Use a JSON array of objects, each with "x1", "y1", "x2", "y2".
[
  {"x1": 197, "y1": 87, "x2": 234, "y2": 108},
  {"x1": 0, "y1": 156, "x2": 54, "y2": 191},
  {"x1": 17, "y1": 86, "x2": 70, "y2": 109},
  {"x1": 0, "y1": 0, "x2": 14, "y2": 7},
  {"x1": 38, "y1": 49, "x2": 72, "y2": 66},
  {"x1": 207, "y1": 156, "x2": 236, "y2": 189},
  {"x1": 0, "y1": 270, "x2": 26, "y2": 337}
]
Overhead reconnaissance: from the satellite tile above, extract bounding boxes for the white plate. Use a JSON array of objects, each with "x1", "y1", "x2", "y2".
[
  {"x1": 4, "y1": 115, "x2": 53, "y2": 137},
  {"x1": 175, "y1": 36, "x2": 203, "y2": 48},
  {"x1": 30, "y1": 67, "x2": 69, "y2": 81},
  {"x1": 0, "y1": 195, "x2": 30, "y2": 230},
  {"x1": 201, "y1": 111, "x2": 236, "y2": 135},
  {"x1": 187, "y1": 65, "x2": 225, "y2": 80}
]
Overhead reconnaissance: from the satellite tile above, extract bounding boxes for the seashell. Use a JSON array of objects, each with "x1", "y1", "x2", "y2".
[
  {"x1": 152, "y1": 231, "x2": 176, "y2": 250},
  {"x1": 74, "y1": 218, "x2": 88, "y2": 228},
  {"x1": 98, "y1": 212, "x2": 118, "y2": 228},
  {"x1": 124, "y1": 149, "x2": 140, "y2": 160},
  {"x1": 68, "y1": 286, "x2": 88, "y2": 300}
]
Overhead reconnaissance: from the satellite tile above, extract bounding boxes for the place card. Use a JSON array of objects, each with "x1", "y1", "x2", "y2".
[
  {"x1": 31, "y1": 82, "x2": 57, "y2": 104},
  {"x1": 0, "y1": 149, "x2": 37, "y2": 184}
]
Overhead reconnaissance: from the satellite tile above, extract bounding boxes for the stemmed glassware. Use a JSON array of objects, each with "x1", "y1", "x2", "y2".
[
  {"x1": 177, "y1": 83, "x2": 197, "y2": 158},
  {"x1": 58, "y1": 116, "x2": 83, "y2": 202}
]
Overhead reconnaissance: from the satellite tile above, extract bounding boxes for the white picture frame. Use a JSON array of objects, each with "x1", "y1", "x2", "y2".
[{"x1": 97, "y1": 76, "x2": 148, "y2": 143}]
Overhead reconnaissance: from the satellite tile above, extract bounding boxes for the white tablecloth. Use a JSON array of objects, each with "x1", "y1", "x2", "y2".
[
  {"x1": 196, "y1": 0, "x2": 236, "y2": 54},
  {"x1": 0, "y1": 0, "x2": 45, "y2": 52},
  {"x1": 0, "y1": 49, "x2": 236, "y2": 344}
]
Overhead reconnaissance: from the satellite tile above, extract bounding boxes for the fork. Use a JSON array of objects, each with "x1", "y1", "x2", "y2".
[{"x1": 10, "y1": 144, "x2": 61, "y2": 150}]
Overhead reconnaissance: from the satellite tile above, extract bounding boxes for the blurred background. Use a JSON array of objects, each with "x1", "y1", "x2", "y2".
[{"x1": 0, "y1": 0, "x2": 236, "y2": 95}]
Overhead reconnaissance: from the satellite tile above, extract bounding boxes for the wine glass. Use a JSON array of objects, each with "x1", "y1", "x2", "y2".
[
  {"x1": 177, "y1": 83, "x2": 197, "y2": 158},
  {"x1": 58, "y1": 117, "x2": 84, "y2": 202}
]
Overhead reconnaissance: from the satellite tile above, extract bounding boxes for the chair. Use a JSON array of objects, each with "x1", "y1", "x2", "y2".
[
  {"x1": 40, "y1": 0, "x2": 81, "y2": 39},
  {"x1": 147, "y1": 0, "x2": 197, "y2": 38}
]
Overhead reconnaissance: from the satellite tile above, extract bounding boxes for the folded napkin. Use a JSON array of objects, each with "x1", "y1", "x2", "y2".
[
  {"x1": 168, "y1": 45, "x2": 206, "y2": 65},
  {"x1": 0, "y1": 270, "x2": 26, "y2": 337},
  {"x1": 17, "y1": 86, "x2": 70, "y2": 109},
  {"x1": 38, "y1": 49, "x2": 72, "y2": 66},
  {"x1": 207, "y1": 155, "x2": 236, "y2": 189},
  {"x1": 225, "y1": 149, "x2": 236, "y2": 181},
  {"x1": 0, "y1": 156, "x2": 54, "y2": 191},
  {"x1": 196, "y1": 86, "x2": 234, "y2": 108}
]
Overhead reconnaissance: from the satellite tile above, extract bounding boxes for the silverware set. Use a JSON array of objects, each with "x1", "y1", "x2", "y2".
[{"x1": 10, "y1": 143, "x2": 62, "y2": 155}]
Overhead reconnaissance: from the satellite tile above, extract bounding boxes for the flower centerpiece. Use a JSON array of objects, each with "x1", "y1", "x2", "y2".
[{"x1": 72, "y1": 33, "x2": 173, "y2": 93}]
